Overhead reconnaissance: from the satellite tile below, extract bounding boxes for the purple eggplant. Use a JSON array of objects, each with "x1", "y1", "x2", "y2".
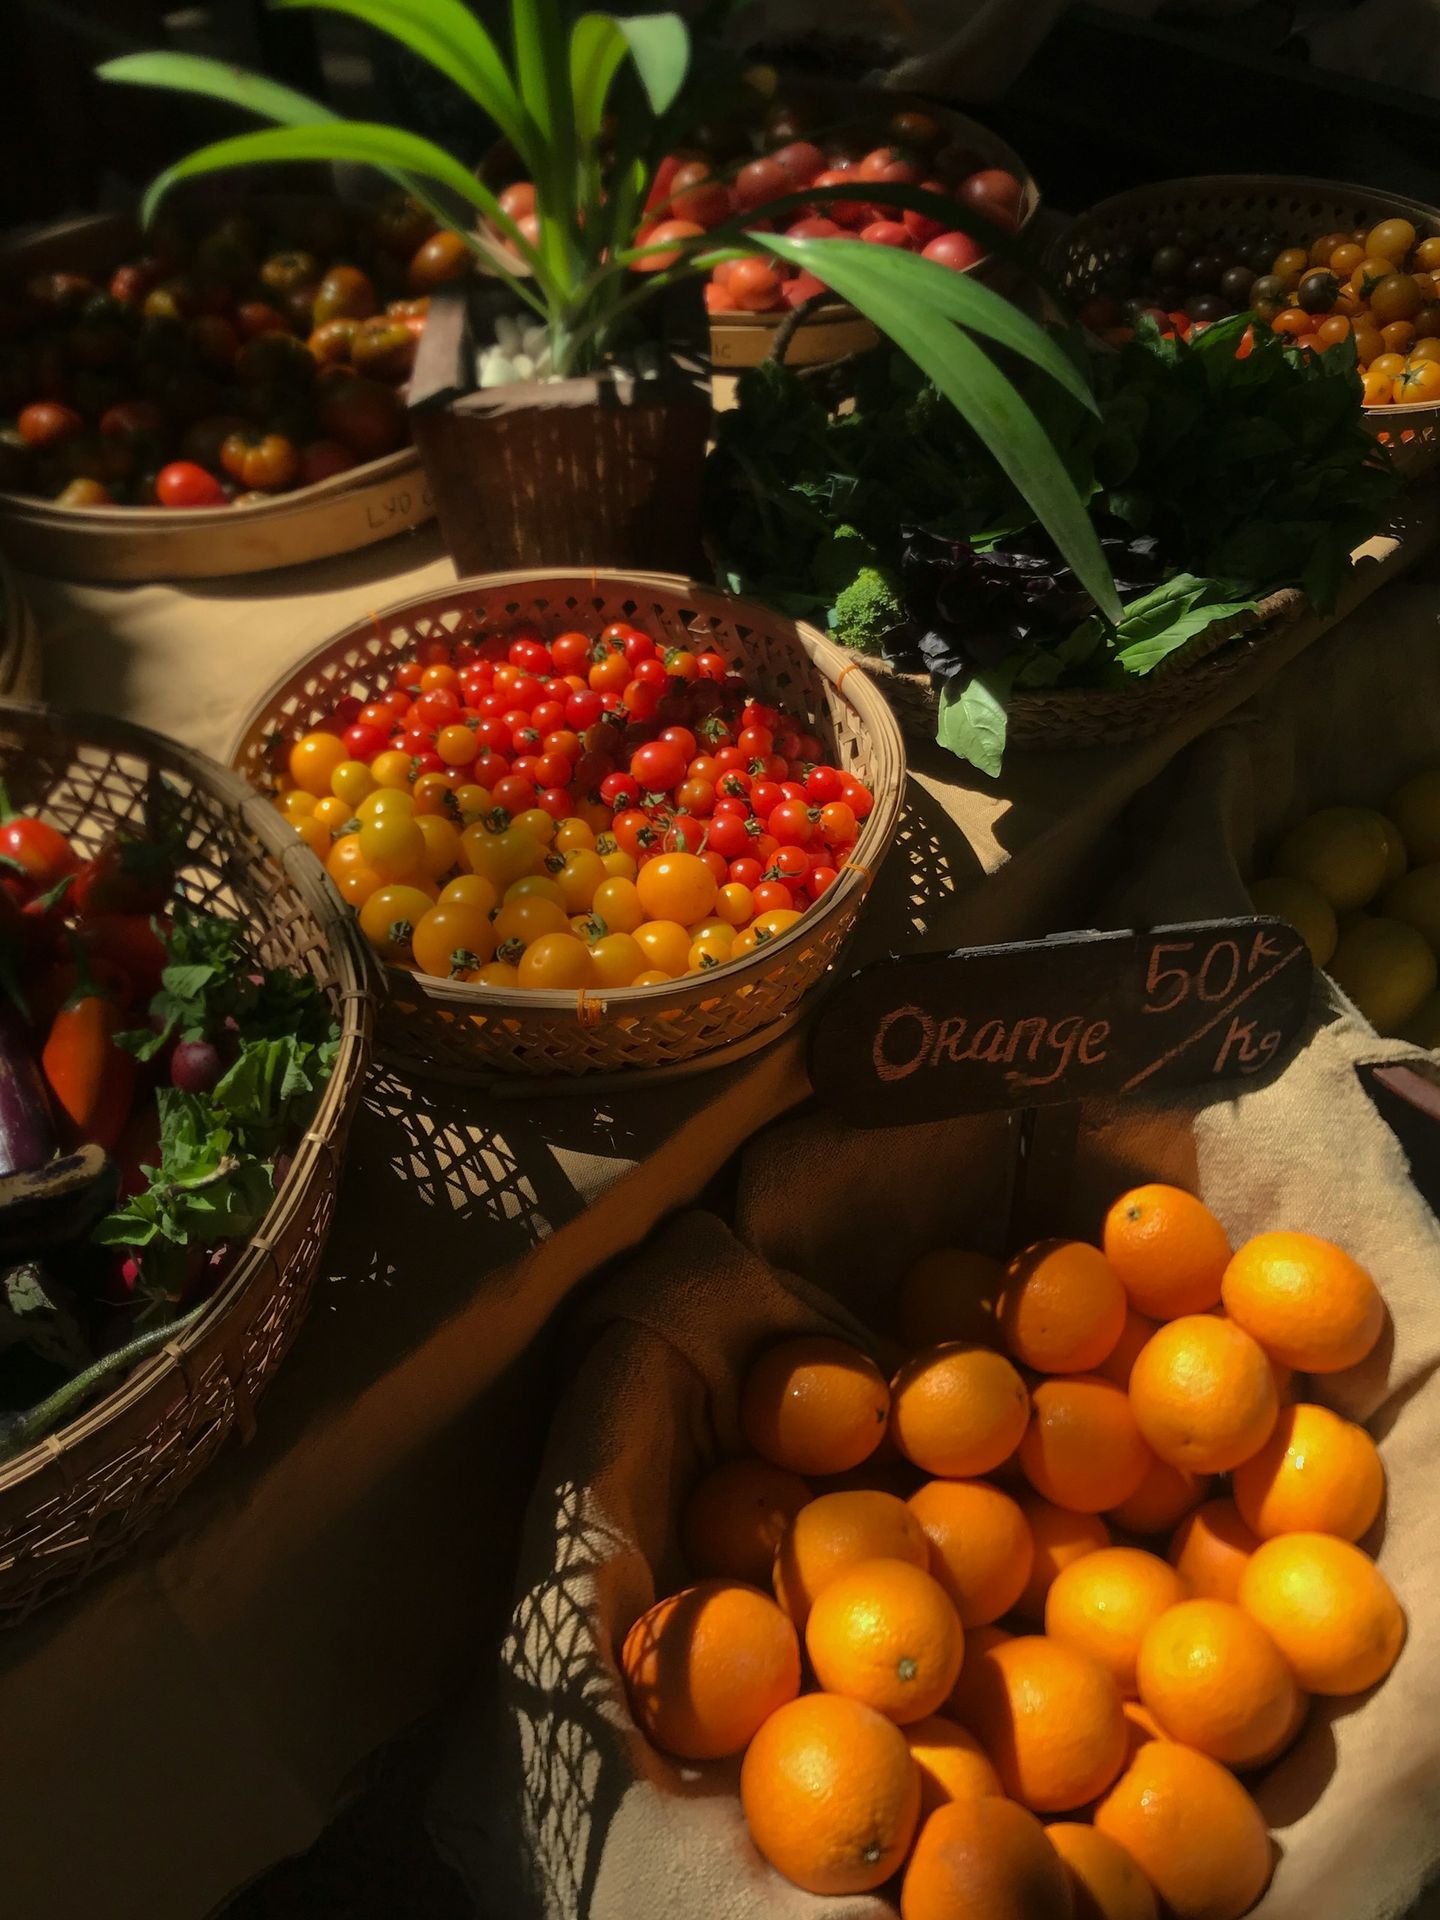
[{"x1": 0, "y1": 1001, "x2": 56, "y2": 1177}]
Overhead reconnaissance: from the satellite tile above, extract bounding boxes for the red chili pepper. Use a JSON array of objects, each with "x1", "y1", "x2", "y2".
[
  {"x1": 72, "y1": 836, "x2": 175, "y2": 919},
  {"x1": 40, "y1": 946, "x2": 135, "y2": 1151}
]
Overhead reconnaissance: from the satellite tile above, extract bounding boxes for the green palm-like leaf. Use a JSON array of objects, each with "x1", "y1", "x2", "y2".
[
  {"x1": 270, "y1": 0, "x2": 530, "y2": 157},
  {"x1": 99, "y1": 51, "x2": 340, "y2": 127},
  {"x1": 512, "y1": 0, "x2": 579, "y2": 294},
  {"x1": 763, "y1": 234, "x2": 1097, "y2": 417},
  {"x1": 760, "y1": 237, "x2": 1118, "y2": 620},
  {"x1": 609, "y1": 12, "x2": 690, "y2": 115},
  {"x1": 571, "y1": 15, "x2": 630, "y2": 150}
]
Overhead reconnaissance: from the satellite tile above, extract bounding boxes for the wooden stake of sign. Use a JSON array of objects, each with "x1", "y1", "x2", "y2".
[{"x1": 807, "y1": 917, "x2": 1315, "y2": 1238}]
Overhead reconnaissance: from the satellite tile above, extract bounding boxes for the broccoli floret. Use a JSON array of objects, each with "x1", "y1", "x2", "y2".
[
  {"x1": 812, "y1": 523, "x2": 880, "y2": 598},
  {"x1": 830, "y1": 565, "x2": 905, "y2": 656}
]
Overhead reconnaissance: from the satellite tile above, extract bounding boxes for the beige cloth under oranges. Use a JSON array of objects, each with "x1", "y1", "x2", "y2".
[{"x1": 431, "y1": 984, "x2": 1440, "y2": 1920}]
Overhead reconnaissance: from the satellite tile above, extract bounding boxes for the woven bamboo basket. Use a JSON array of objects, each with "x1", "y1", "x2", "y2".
[
  {"x1": 860, "y1": 585, "x2": 1308, "y2": 754},
  {"x1": 0, "y1": 704, "x2": 373, "y2": 1623},
  {"x1": 231, "y1": 571, "x2": 905, "y2": 1083},
  {"x1": 1048, "y1": 174, "x2": 1440, "y2": 481},
  {"x1": 0, "y1": 554, "x2": 40, "y2": 702},
  {"x1": 0, "y1": 211, "x2": 434, "y2": 581}
]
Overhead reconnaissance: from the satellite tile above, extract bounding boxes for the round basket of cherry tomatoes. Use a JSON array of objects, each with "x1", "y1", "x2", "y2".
[
  {"x1": 0, "y1": 194, "x2": 461, "y2": 580},
  {"x1": 1050, "y1": 175, "x2": 1440, "y2": 481},
  {"x1": 230, "y1": 571, "x2": 905, "y2": 1083}
]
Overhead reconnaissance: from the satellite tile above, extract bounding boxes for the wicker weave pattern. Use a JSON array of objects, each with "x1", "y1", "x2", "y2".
[
  {"x1": 0, "y1": 705, "x2": 372, "y2": 1623},
  {"x1": 1049, "y1": 174, "x2": 1440, "y2": 480},
  {"x1": 232, "y1": 571, "x2": 905, "y2": 1082}
]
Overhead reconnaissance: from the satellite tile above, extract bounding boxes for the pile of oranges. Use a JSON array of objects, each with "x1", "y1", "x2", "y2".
[
  {"x1": 271, "y1": 617, "x2": 873, "y2": 990},
  {"x1": 621, "y1": 1186, "x2": 1403, "y2": 1919}
]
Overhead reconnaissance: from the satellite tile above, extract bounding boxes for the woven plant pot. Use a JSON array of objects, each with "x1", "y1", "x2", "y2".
[
  {"x1": 407, "y1": 286, "x2": 711, "y2": 577},
  {"x1": 232, "y1": 570, "x2": 904, "y2": 1084},
  {"x1": 1049, "y1": 174, "x2": 1440, "y2": 481},
  {"x1": 858, "y1": 586, "x2": 1308, "y2": 755},
  {"x1": 0, "y1": 704, "x2": 373, "y2": 1623}
]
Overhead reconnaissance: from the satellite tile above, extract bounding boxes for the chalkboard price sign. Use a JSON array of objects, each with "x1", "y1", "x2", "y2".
[{"x1": 808, "y1": 918, "x2": 1313, "y2": 1128}]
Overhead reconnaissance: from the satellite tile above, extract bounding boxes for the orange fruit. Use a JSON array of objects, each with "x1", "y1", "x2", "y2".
[
  {"x1": 1120, "y1": 1698, "x2": 1165, "y2": 1763},
  {"x1": 1221, "y1": 1231, "x2": 1386, "y2": 1373},
  {"x1": 741, "y1": 1335, "x2": 889, "y2": 1474},
  {"x1": 1096, "y1": 1305, "x2": 1161, "y2": 1387},
  {"x1": 1019, "y1": 1375, "x2": 1152, "y2": 1513},
  {"x1": 908, "y1": 1479, "x2": 1034, "y2": 1626},
  {"x1": 1095, "y1": 1741, "x2": 1271, "y2": 1920},
  {"x1": 620, "y1": 1580, "x2": 800, "y2": 1759},
  {"x1": 1046, "y1": 1821, "x2": 1160, "y2": 1920},
  {"x1": 1102, "y1": 1184, "x2": 1231, "y2": 1319},
  {"x1": 901, "y1": 1795, "x2": 1074, "y2": 1920},
  {"x1": 1045, "y1": 1547, "x2": 1190, "y2": 1696},
  {"x1": 679, "y1": 1457, "x2": 811, "y2": 1586},
  {"x1": 958, "y1": 1634, "x2": 1128, "y2": 1812},
  {"x1": 1137, "y1": 1597, "x2": 1304, "y2": 1767},
  {"x1": 1107, "y1": 1454, "x2": 1208, "y2": 1536},
  {"x1": 890, "y1": 1344, "x2": 1030, "y2": 1477},
  {"x1": 740, "y1": 1692, "x2": 920, "y2": 1894},
  {"x1": 1239, "y1": 1532, "x2": 1405, "y2": 1693},
  {"x1": 1128, "y1": 1316, "x2": 1278, "y2": 1473},
  {"x1": 898, "y1": 1247, "x2": 1004, "y2": 1350},
  {"x1": 1168, "y1": 1498, "x2": 1261, "y2": 1604},
  {"x1": 773, "y1": 1488, "x2": 929, "y2": 1627},
  {"x1": 945, "y1": 1621, "x2": 1012, "y2": 1724},
  {"x1": 1231, "y1": 1402, "x2": 1384, "y2": 1542},
  {"x1": 906, "y1": 1713, "x2": 1004, "y2": 1815},
  {"x1": 806, "y1": 1556, "x2": 965, "y2": 1724},
  {"x1": 1000, "y1": 1238, "x2": 1127, "y2": 1373},
  {"x1": 1015, "y1": 1495, "x2": 1112, "y2": 1619}
]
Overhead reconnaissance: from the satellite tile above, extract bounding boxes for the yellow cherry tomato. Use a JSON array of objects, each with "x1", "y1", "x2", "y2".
[
  {"x1": 359, "y1": 883, "x2": 437, "y2": 962},
  {"x1": 636, "y1": 851, "x2": 716, "y2": 926},
  {"x1": 414, "y1": 813, "x2": 463, "y2": 880},
  {"x1": 570, "y1": 911, "x2": 606, "y2": 943},
  {"x1": 553, "y1": 817, "x2": 596, "y2": 854},
  {"x1": 474, "y1": 961, "x2": 519, "y2": 989},
  {"x1": 452, "y1": 783, "x2": 494, "y2": 825},
  {"x1": 288, "y1": 729, "x2": 348, "y2": 796},
  {"x1": 516, "y1": 932, "x2": 593, "y2": 989},
  {"x1": 280, "y1": 789, "x2": 317, "y2": 821},
  {"x1": 595, "y1": 835, "x2": 637, "y2": 880},
  {"x1": 311, "y1": 794, "x2": 354, "y2": 836},
  {"x1": 493, "y1": 896, "x2": 570, "y2": 960},
  {"x1": 1363, "y1": 364, "x2": 1394, "y2": 405},
  {"x1": 439, "y1": 873, "x2": 499, "y2": 914},
  {"x1": 576, "y1": 799, "x2": 611, "y2": 834},
  {"x1": 335, "y1": 863, "x2": 385, "y2": 908},
  {"x1": 589, "y1": 932, "x2": 645, "y2": 986},
  {"x1": 1396, "y1": 358, "x2": 1440, "y2": 403},
  {"x1": 634, "y1": 919, "x2": 691, "y2": 975},
  {"x1": 716, "y1": 882, "x2": 754, "y2": 927},
  {"x1": 755, "y1": 908, "x2": 804, "y2": 940},
  {"x1": 411, "y1": 903, "x2": 497, "y2": 978},
  {"x1": 327, "y1": 832, "x2": 368, "y2": 879},
  {"x1": 688, "y1": 916, "x2": 732, "y2": 941},
  {"x1": 555, "y1": 849, "x2": 606, "y2": 912},
  {"x1": 593, "y1": 876, "x2": 643, "y2": 934},
  {"x1": 436, "y1": 723, "x2": 480, "y2": 768},
  {"x1": 688, "y1": 926, "x2": 735, "y2": 972},
  {"x1": 632, "y1": 968, "x2": 673, "y2": 986},
  {"x1": 330, "y1": 759, "x2": 376, "y2": 807},
  {"x1": 291, "y1": 815, "x2": 330, "y2": 859},
  {"x1": 462, "y1": 823, "x2": 539, "y2": 888},
  {"x1": 512, "y1": 807, "x2": 557, "y2": 844},
  {"x1": 359, "y1": 813, "x2": 426, "y2": 883},
  {"x1": 357, "y1": 786, "x2": 415, "y2": 823},
  {"x1": 732, "y1": 927, "x2": 759, "y2": 958},
  {"x1": 370, "y1": 748, "x2": 415, "y2": 791},
  {"x1": 494, "y1": 826, "x2": 544, "y2": 884},
  {"x1": 412, "y1": 770, "x2": 460, "y2": 817},
  {"x1": 505, "y1": 873, "x2": 567, "y2": 907},
  {"x1": 1369, "y1": 350, "x2": 1408, "y2": 380}
]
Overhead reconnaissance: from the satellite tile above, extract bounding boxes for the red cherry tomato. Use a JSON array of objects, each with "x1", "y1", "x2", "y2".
[
  {"x1": 805, "y1": 764, "x2": 844, "y2": 803},
  {"x1": 735, "y1": 157, "x2": 791, "y2": 211},
  {"x1": 922, "y1": 231, "x2": 984, "y2": 272},
  {"x1": 155, "y1": 461, "x2": 227, "y2": 508},
  {"x1": 772, "y1": 141, "x2": 825, "y2": 188},
  {"x1": 630, "y1": 739, "x2": 687, "y2": 792},
  {"x1": 752, "y1": 881, "x2": 795, "y2": 914},
  {"x1": 903, "y1": 182, "x2": 948, "y2": 248},
  {"x1": 860, "y1": 221, "x2": 913, "y2": 249},
  {"x1": 959, "y1": 168, "x2": 1023, "y2": 230},
  {"x1": 855, "y1": 146, "x2": 924, "y2": 186},
  {"x1": 769, "y1": 800, "x2": 815, "y2": 846}
]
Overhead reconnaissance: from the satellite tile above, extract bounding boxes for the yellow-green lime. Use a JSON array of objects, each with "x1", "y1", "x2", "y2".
[
  {"x1": 1399, "y1": 991, "x2": 1440, "y2": 1050},
  {"x1": 1382, "y1": 863, "x2": 1440, "y2": 954},
  {"x1": 1328, "y1": 915, "x2": 1438, "y2": 1035},
  {"x1": 1387, "y1": 769, "x2": 1440, "y2": 867},
  {"x1": 1248, "y1": 876, "x2": 1338, "y2": 968},
  {"x1": 1272, "y1": 808, "x2": 1394, "y2": 912}
]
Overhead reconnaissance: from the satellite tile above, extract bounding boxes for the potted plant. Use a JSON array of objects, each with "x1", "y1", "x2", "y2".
[{"x1": 100, "y1": 0, "x2": 1119, "y2": 619}]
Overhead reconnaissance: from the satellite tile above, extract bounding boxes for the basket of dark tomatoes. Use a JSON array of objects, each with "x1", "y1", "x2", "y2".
[
  {"x1": 0, "y1": 193, "x2": 468, "y2": 580},
  {"x1": 0, "y1": 702, "x2": 372, "y2": 1621},
  {"x1": 231, "y1": 570, "x2": 905, "y2": 1086},
  {"x1": 1050, "y1": 174, "x2": 1440, "y2": 481}
]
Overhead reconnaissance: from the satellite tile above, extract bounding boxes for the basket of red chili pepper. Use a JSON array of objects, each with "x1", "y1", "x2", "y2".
[{"x1": 0, "y1": 702, "x2": 372, "y2": 1622}]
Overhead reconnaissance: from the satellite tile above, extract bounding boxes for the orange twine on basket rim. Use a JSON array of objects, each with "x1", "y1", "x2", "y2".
[
  {"x1": 840, "y1": 858, "x2": 874, "y2": 892},
  {"x1": 575, "y1": 986, "x2": 604, "y2": 1026},
  {"x1": 834, "y1": 660, "x2": 864, "y2": 694}
]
